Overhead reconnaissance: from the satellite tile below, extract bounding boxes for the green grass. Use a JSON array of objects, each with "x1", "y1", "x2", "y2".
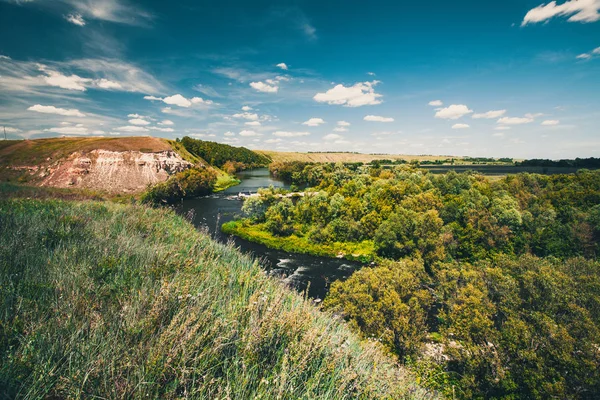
[
  {"x1": 222, "y1": 220, "x2": 376, "y2": 263},
  {"x1": 214, "y1": 173, "x2": 241, "y2": 192},
  {"x1": 0, "y1": 199, "x2": 430, "y2": 399}
]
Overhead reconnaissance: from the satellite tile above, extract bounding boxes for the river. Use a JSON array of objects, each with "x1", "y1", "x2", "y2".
[{"x1": 179, "y1": 168, "x2": 361, "y2": 299}]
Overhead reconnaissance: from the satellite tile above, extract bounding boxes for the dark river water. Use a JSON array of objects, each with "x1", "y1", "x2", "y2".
[{"x1": 178, "y1": 168, "x2": 361, "y2": 299}]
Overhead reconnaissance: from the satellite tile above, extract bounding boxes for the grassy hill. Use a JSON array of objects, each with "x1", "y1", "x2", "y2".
[
  {"x1": 0, "y1": 198, "x2": 431, "y2": 399},
  {"x1": 257, "y1": 150, "x2": 460, "y2": 164}
]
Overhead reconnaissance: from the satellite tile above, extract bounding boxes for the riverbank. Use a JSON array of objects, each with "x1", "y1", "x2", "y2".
[
  {"x1": 222, "y1": 219, "x2": 376, "y2": 263},
  {"x1": 0, "y1": 198, "x2": 430, "y2": 399}
]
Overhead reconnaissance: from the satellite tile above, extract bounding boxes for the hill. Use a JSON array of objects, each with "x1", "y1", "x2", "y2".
[
  {"x1": 0, "y1": 137, "x2": 269, "y2": 195},
  {"x1": 257, "y1": 150, "x2": 460, "y2": 164},
  {"x1": 0, "y1": 198, "x2": 432, "y2": 399}
]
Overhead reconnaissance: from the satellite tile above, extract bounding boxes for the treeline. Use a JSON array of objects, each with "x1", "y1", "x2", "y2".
[
  {"x1": 237, "y1": 162, "x2": 600, "y2": 398},
  {"x1": 180, "y1": 136, "x2": 271, "y2": 170},
  {"x1": 141, "y1": 167, "x2": 217, "y2": 205},
  {"x1": 517, "y1": 157, "x2": 600, "y2": 168}
]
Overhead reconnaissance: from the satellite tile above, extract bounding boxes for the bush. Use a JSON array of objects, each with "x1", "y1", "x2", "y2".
[{"x1": 141, "y1": 167, "x2": 217, "y2": 205}]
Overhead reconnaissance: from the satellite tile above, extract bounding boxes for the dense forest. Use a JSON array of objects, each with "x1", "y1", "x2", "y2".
[
  {"x1": 517, "y1": 157, "x2": 600, "y2": 169},
  {"x1": 231, "y1": 163, "x2": 600, "y2": 399},
  {"x1": 180, "y1": 136, "x2": 271, "y2": 171}
]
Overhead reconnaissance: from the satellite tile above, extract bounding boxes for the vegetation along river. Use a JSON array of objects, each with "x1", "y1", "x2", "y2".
[{"x1": 179, "y1": 168, "x2": 361, "y2": 299}]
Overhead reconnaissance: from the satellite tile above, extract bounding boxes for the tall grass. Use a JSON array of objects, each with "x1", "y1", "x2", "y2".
[{"x1": 0, "y1": 199, "x2": 432, "y2": 399}]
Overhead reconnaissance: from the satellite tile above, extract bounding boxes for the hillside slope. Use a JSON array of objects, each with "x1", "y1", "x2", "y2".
[
  {"x1": 0, "y1": 137, "x2": 211, "y2": 194},
  {"x1": 0, "y1": 199, "x2": 432, "y2": 399}
]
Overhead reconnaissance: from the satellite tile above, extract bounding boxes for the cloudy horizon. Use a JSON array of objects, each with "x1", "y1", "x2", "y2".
[{"x1": 1, "y1": 0, "x2": 599, "y2": 159}]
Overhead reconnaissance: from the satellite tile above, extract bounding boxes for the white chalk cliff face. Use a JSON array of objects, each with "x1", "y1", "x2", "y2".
[{"x1": 40, "y1": 150, "x2": 193, "y2": 193}]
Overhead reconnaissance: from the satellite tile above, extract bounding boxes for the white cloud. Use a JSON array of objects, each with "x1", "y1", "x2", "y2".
[
  {"x1": 452, "y1": 123, "x2": 470, "y2": 129},
  {"x1": 245, "y1": 121, "x2": 261, "y2": 126},
  {"x1": 42, "y1": 70, "x2": 90, "y2": 91},
  {"x1": 250, "y1": 81, "x2": 279, "y2": 93},
  {"x1": 576, "y1": 46, "x2": 600, "y2": 60},
  {"x1": 144, "y1": 94, "x2": 212, "y2": 108},
  {"x1": 239, "y1": 130, "x2": 260, "y2": 137},
  {"x1": 429, "y1": 100, "x2": 443, "y2": 106},
  {"x1": 337, "y1": 121, "x2": 351, "y2": 126},
  {"x1": 158, "y1": 120, "x2": 174, "y2": 126},
  {"x1": 28, "y1": 104, "x2": 85, "y2": 117},
  {"x1": 435, "y1": 104, "x2": 473, "y2": 120},
  {"x1": 364, "y1": 115, "x2": 394, "y2": 122},
  {"x1": 65, "y1": 13, "x2": 86, "y2": 26},
  {"x1": 224, "y1": 131, "x2": 235, "y2": 137},
  {"x1": 525, "y1": 112, "x2": 544, "y2": 119},
  {"x1": 241, "y1": 105, "x2": 252, "y2": 111},
  {"x1": 276, "y1": 63, "x2": 288, "y2": 70},
  {"x1": 495, "y1": 126, "x2": 511, "y2": 130},
  {"x1": 497, "y1": 116, "x2": 534, "y2": 125},
  {"x1": 129, "y1": 118, "x2": 150, "y2": 126},
  {"x1": 116, "y1": 125, "x2": 149, "y2": 132},
  {"x1": 95, "y1": 78, "x2": 123, "y2": 89},
  {"x1": 273, "y1": 131, "x2": 311, "y2": 137},
  {"x1": 232, "y1": 112, "x2": 259, "y2": 121},
  {"x1": 313, "y1": 81, "x2": 382, "y2": 107},
  {"x1": 472, "y1": 109, "x2": 506, "y2": 119},
  {"x1": 149, "y1": 127, "x2": 174, "y2": 132},
  {"x1": 522, "y1": 0, "x2": 600, "y2": 25},
  {"x1": 334, "y1": 127, "x2": 348, "y2": 132},
  {"x1": 302, "y1": 117, "x2": 326, "y2": 127},
  {"x1": 46, "y1": 126, "x2": 88, "y2": 135},
  {"x1": 542, "y1": 119, "x2": 560, "y2": 125},
  {"x1": 323, "y1": 133, "x2": 343, "y2": 141}
]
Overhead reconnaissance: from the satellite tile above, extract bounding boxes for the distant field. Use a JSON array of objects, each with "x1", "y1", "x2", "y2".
[
  {"x1": 419, "y1": 164, "x2": 599, "y2": 176},
  {"x1": 258, "y1": 150, "x2": 459, "y2": 163}
]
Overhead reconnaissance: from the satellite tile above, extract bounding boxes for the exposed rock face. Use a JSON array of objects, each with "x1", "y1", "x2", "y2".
[{"x1": 40, "y1": 150, "x2": 193, "y2": 193}]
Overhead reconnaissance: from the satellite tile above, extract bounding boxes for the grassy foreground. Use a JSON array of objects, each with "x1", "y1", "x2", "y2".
[
  {"x1": 0, "y1": 199, "x2": 430, "y2": 399},
  {"x1": 222, "y1": 220, "x2": 376, "y2": 263}
]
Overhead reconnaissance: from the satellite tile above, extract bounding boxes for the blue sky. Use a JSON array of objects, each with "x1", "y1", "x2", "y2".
[{"x1": 0, "y1": 0, "x2": 599, "y2": 158}]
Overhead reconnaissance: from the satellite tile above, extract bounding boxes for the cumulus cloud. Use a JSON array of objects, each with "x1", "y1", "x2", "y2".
[
  {"x1": 129, "y1": 118, "x2": 150, "y2": 126},
  {"x1": 472, "y1": 109, "x2": 506, "y2": 119},
  {"x1": 116, "y1": 125, "x2": 149, "y2": 132},
  {"x1": 241, "y1": 105, "x2": 252, "y2": 111},
  {"x1": 224, "y1": 131, "x2": 235, "y2": 137},
  {"x1": 323, "y1": 133, "x2": 343, "y2": 141},
  {"x1": 245, "y1": 121, "x2": 261, "y2": 126},
  {"x1": 273, "y1": 131, "x2": 311, "y2": 137},
  {"x1": 495, "y1": 126, "x2": 511, "y2": 130},
  {"x1": 158, "y1": 120, "x2": 174, "y2": 126},
  {"x1": 302, "y1": 118, "x2": 326, "y2": 127},
  {"x1": 522, "y1": 0, "x2": 600, "y2": 25},
  {"x1": 497, "y1": 116, "x2": 534, "y2": 125},
  {"x1": 337, "y1": 121, "x2": 351, "y2": 126},
  {"x1": 276, "y1": 63, "x2": 288, "y2": 70},
  {"x1": 364, "y1": 115, "x2": 394, "y2": 122},
  {"x1": 313, "y1": 81, "x2": 382, "y2": 107},
  {"x1": 264, "y1": 138, "x2": 283, "y2": 144},
  {"x1": 250, "y1": 81, "x2": 279, "y2": 93},
  {"x1": 334, "y1": 127, "x2": 348, "y2": 132},
  {"x1": 65, "y1": 13, "x2": 86, "y2": 26},
  {"x1": 149, "y1": 127, "x2": 174, "y2": 132},
  {"x1": 144, "y1": 94, "x2": 212, "y2": 108},
  {"x1": 542, "y1": 119, "x2": 560, "y2": 125},
  {"x1": 95, "y1": 78, "x2": 123, "y2": 89},
  {"x1": 435, "y1": 104, "x2": 473, "y2": 120},
  {"x1": 232, "y1": 112, "x2": 259, "y2": 121},
  {"x1": 41, "y1": 70, "x2": 90, "y2": 91},
  {"x1": 452, "y1": 123, "x2": 470, "y2": 129},
  {"x1": 429, "y1": 100, "x2": 443, "y2": 106},
  {"x1": 28, "y1": 104, "x2": 85, "y2": 117}
]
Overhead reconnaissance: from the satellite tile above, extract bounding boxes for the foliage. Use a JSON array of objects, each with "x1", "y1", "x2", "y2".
[
  {"x1": 325, "y1": 256, "x2": 600, "y2": 399},
  {"x1": 180, "y1": 136, "x2": 271, "y2": 169},
  {"x1": 517, "y1": 157, "x2": 600, "y2": 168},
  {"x1": 140, "y1": 167, "x2": 217, "y2": 205},
  {"x1": 228, "y1": 164, "x2": 600, "y2": 398},
  {"x1": 0, "y1": 199, "x2": 431, "y2": 399}
]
